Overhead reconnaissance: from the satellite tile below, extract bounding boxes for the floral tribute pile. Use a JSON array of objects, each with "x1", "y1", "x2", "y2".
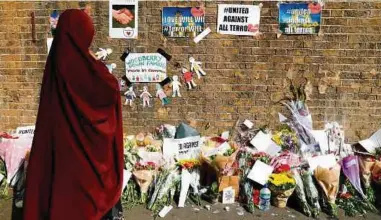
[{"x1": 1, "y1": 81, "x2": 381, "y2": 218}]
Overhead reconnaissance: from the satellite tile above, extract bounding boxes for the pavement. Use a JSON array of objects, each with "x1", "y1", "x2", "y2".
[{"x1": 1, "y1": 199, "x2": 380, "y2": 220}]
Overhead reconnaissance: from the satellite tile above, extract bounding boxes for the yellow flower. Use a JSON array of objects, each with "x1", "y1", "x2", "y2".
[{"x1": 268, "y1": 173, "x2": 296, "y2": 186}]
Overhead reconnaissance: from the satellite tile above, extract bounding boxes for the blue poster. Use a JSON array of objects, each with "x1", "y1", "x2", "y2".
[
  {"x1": 162, "y1": 7, "x2": 205, "y2": 38},
  {"x1": 279, "y1": 3, "x2": 322, "y2": 34}
]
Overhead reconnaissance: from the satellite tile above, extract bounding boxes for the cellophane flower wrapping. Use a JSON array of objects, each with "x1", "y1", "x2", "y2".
[
  {"x1": 358, "y1": 155, "x2": 376, "y2": 203},
  {"x1": 314, "y1": 164, "x2": 340, "y2": 217},
  {"x1": 292, "y1": 169, "x2": 312, "y2": 217},
  {"x1": 270, "y1": 151, "x2": 301, "y2": 171},
  {"x1": 324, "y1": 122, "x2": 348, "y2": 156},
  {"x1": 133, "y1": 168, "x2": 156, "y2": 203},
  {"x1": 272, "y1": 125, "x2": 300, "y2": 153},
  {"x1": 372, "y1": 160, "x2": 381, "y2": 185},
  {"x1": 147, "y1": 168, "x2": 180, "y2": 215},
  {"x1": 300, "y1": 169, "x2": 320, "y2": 218},
  {"x1": 341, "y1": 155, "x2": 365, "y2": 198}
]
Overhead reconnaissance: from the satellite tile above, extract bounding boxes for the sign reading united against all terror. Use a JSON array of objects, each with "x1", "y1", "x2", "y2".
[{"x1": 217, "y1": 4, "x2": 261, "y2": 36}]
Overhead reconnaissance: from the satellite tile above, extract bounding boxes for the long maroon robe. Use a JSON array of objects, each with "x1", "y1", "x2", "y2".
[{"x1": 23, "y1": 9, "x2": 124, "y2": 220}]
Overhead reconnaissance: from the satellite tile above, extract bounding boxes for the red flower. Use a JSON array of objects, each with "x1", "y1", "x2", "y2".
[
  {"x1": 274, "y1": 164, "x2": 291, "y2": 173},
  {"x1": 252, "y1": 189, "x2": 260, "y2": 205},
  {"x1": 339, "y1": 192, "x2": 352, "y2": 199}
]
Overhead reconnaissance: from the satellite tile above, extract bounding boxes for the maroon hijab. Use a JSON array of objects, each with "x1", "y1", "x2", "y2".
[{"x1": 23, "y1": 9, "x2": 124, "y2": 220}]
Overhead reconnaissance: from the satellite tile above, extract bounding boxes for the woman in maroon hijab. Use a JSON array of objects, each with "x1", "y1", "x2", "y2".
[{"x1": 23, "y1": 9, "x2": 124, "y2": 220}]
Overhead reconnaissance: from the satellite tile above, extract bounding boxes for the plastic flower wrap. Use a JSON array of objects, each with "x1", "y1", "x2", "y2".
[
  {"x1": 155, "y1": 124, "x2": 176, "y2": 140},
  {"x1": 314, "y1": 164, "x2": 340, "y2": 217},
  {"x1": 270, "y1": 151, "x2": 302, "y2": 171},
  {"x1": 268, "y1": 172, "x2": 296, "y2": 208},
  {"x1": 372, "y1": 160, "x2": 381, "y2": 185},
  {"x1": 272, "y1": 125, "x2": 300, "y2": 153},
  {"x1": 133, "y1": 161, "x2": 158, "y2": 203},
  {"x1": 292, "y1": 169, "x2": 312, "y2": 217},
  {"x1": 325, "y1": 122, "x2": 345, "y2": 156},
  {"x1": 237, "y1": 150, "x2": 256, "y2": 213},
  {"x1": 201, "y1": 140, "x2": 239, "y2": 176},
  {"x1": 0, "y1": 136, "x2": 32, "y2": 186},
  {"x1": 124, "y1": 136, "x2": 140, "y2": 171},
  {"x1": 300, "y1": 169, "x2": 321, "y2": 218},
  {"x1": 147, "y1": 167, "x2": 180, "y2": 216},
  {"x1": 341, "y1": 155, "x2": 365, "y2": 198}
]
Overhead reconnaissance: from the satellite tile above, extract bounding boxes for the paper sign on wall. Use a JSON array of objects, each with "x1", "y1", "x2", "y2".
[
  {"x1": 15, "y1": 126, "x2": 35, "y2": 136},
  {"x1": 163, "y1": 136, "x2": 201, "y2": 160},
  {"x1": 125, "y1": 53, "x2": 167, "y2": 83},
  {"x1": 109, "y1": 0, "x2": 138, "y2": 39},
  {"x1": 279, "y1": 3, "x2": 322, "y2": 35},
  {"x1": 162, "y1": 7, "x2": 205, "y2": 38},
  {"x1": 217, "y1": 4, "x2": 261, "y2": 36}
]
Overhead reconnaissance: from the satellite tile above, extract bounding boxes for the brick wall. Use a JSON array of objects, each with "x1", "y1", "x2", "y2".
[{"x1": 0, "y1": 1, "x2": 381, "y2": 142}]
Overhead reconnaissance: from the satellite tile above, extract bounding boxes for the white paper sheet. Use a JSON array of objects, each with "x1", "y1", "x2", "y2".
[
  {"x1": 193, "y1": 27, "x2": 211, "y2": 43},
  {"x1": 163, "y1": 136, "x2": 201, "y2": 160},
  {"x1": 221, "y1": 131, "x2": 230, "y2": 140},
  {"x1": 47, "y1": 38, "x2": 53, "y2": 53},
  {"x1": 243, "y1": 119, "x2": 254, "y2": 129},
  {"x1": 122, "y1": 169, "x2": 132, "y2": 193},
  {"x1": 311, "y1": 130, "x2": 328, "y2": 154},
  {"x1": 307, "y1": 154, "x2": 337, "y2": 172},
  {"x1": 178, "y1": 169, "x2": 191, "y2": 207},
  {"x1": 222, "y1": 187, "x2": 235, "y2": 204},
  {"x1": 250, "y1": 131, "x2": 281, "y2": 156},
  {"x1": 247, "y1": 160, "x2": 274, "y2": 185},
  {"x1": 158, "y1": 205, "x2": 173, "y2": 218},
  {"x1": 359, "y1": 128, "x2": 381, "y2": 153},
  {"x1": 217, "y1": 4, "x2": 261, "y2": 36}
]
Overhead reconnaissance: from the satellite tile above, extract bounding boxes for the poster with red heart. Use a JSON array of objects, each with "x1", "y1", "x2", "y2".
[
  {"x1": 162, "y1": 7, "x2": 205, "y2": 38},
  {"x1": 109, "y1": 0, "x2": 138, "y2": 38},
  {"x1": 217, "y1": 4, "x2": 261, "y2": 36}
]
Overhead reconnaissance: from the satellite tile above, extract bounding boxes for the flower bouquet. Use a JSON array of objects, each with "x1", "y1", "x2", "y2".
[
  {"x1": 147, "y1": 167, "x2": 180, "y2": 216},
  {"x1": 280, "y1": 80, "x2": 317, "y2": 146},
  {"x1": 272, "y1": 125, "x2": 300, "y2": 153},
  {"x1": 268, "y1": 172, "x2": 296, "y2": 208},
  {"x1": 154, "y1": 124, "x2": 176, "y2": 140},
  {"x1": 337, "y1": 179, "x2": 377, "y2": 217},
  {"x1": 358, "y1": 155, "x2": 376, "y2": 202},
  {"x1": 270, "y1": 151, "x2": 302, "y2": 171},
  {"x1": 291, "y1": 169, "x2": 312, "y2": 217},
  {"x1": 314, "y1": 164, "x2": 340, "y2": 217},
  {"x1": 124, "y1": 137, "x2": 140, "y2": 170},
  {"x1": 300, "y1": 169, "x2": 321, "y2": 218},
  {"x1": 202, "y1": 140, "x2": 239, "y2": 189},
  {"x1": 237, "y1": 150, "x2": 256, "y2": 213},
  {"x1": 177, "y1": 158, "x2": 202, "y2": 207},
  {"x1": 132, "y1": 161, "x2": 158, "y2": 203},
  {"x1": 341, "y1": 155, "x2": 365, "y2": 198},
  {"x1": 372, "y1": 160, "x2": 381, "y2": 185}
]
